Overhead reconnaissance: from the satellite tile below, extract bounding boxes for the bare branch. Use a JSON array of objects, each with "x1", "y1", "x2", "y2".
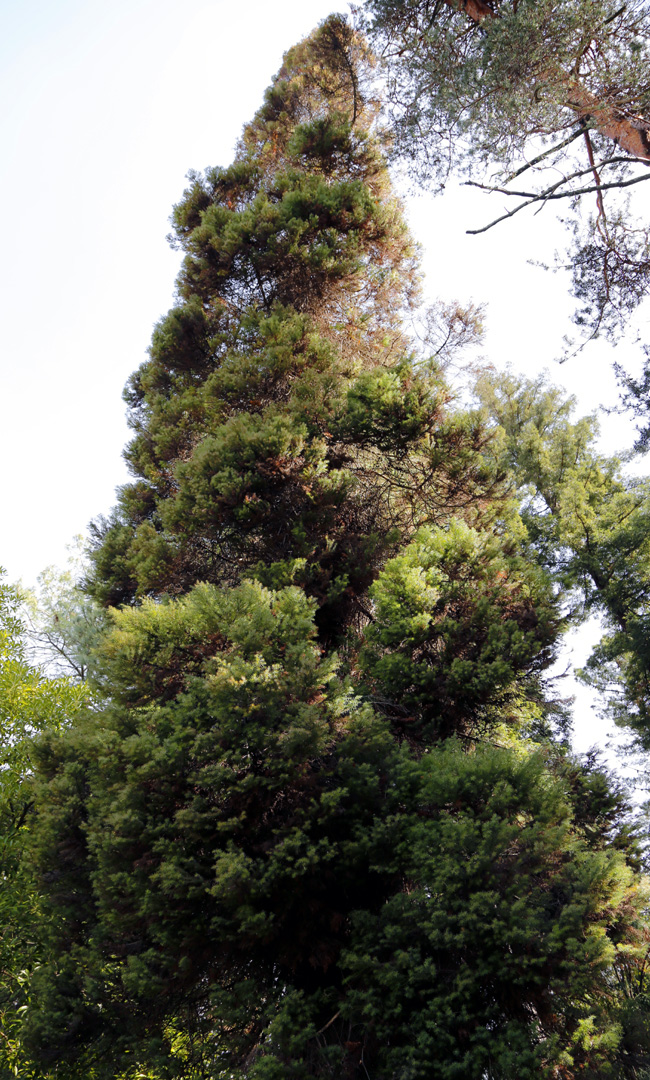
[
  {"x1": 583, "y1": 126, "x2": 608, "y2": 230},
  {"x1": 506, "y1": 125, "x2": 590, "y2": 181},
  {"x1": 465, "y1": 172, "x2": 650, "y2": 235}
]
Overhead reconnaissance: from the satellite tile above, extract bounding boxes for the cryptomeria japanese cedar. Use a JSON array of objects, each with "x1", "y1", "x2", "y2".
[
  {"x1": 19, "y1": 17, "x2": 650, "y2": 1080},
  {"x1": 86, "y1": 14, "x2": 495, "y2": 644}
]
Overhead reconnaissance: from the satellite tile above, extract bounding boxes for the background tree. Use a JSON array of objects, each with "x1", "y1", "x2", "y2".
[
  {"x1": 616, "y1": 348, "x2": 650, "y2": 451},
  {"x1": 365, "y1": 0, "x2": 650, "y2": 349},
  {"x1": 22, "y1": 537, "x2": 108, "y2": 682},
  {"x1": 475, "y1": 367, "x2": 650, "y2": 749},
  {"x1": 0, "y1": 571, "x2": 88, "y2": 1078}
]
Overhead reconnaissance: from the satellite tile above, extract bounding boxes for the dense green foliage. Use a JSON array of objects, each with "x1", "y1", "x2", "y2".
[
  {"x1": 476, "y1": 369, "x2": 650, "y2": 749},
  {"x1": 340, "y1": 745, "x2": 646, "y2": 1080},
  {"x1": 13, "y1": 15, "x2": 650, "y2": 1080},
  {"x1": 87, "y1": 15, "x2": 495, "y2": 644},
  {"x1": 20, "y1": 580, "x2": 650, "y2": 1079},
  {"x1": 0, "y1": 574, "x2": 88, "y2": 1077},
  {"x1": 360, "y1": 519, "x2": 559, "y2": 742}
]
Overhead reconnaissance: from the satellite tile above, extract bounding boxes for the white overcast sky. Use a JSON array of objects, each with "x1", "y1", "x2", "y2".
[{"x1": 2, "y1": 0, "x2": 648, "y2": 765}]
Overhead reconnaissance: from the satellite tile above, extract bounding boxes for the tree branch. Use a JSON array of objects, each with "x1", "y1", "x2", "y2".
[
  {"x1": 584, "y1": 126, "x2": 608, "y2": 236},
  {"x1": 440, "y1": 0, "x2": 650, "y2": 162},
  {"x1": 465, "y1": 172, "x2": 650, "y2": 235},
  {"x1": 506, "y1": 124, "x2": 589, "y2": 181},
  {"x1": 470, "y1": 156, "x2": 642, "y2": 200}
]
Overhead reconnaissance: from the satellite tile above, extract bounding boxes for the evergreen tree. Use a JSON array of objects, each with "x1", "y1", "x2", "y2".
[
  {"x1": 22, "y1": 578, "x2": 649, "y2": 1079},
  {"x1": 20, "y1": 18, "x2": 650, "y2": 1080},
  {"x1": 365, "y1": 0, "x2": 650, "y2": 347},
  {"x1": 475, "y1": 368, "x2": 650, "y2": 750},
  {"x1": 86, "y1": 14, "x2": 493, "y2": 643}
]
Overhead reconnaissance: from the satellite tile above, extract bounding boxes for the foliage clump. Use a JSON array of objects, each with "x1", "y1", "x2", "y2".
[
  {"x1": 0, "y1": 573, "x2": 89, "y2": 1078},
  {"x1": 477, "y1": 368, "x2": 650, "y2": 750}
]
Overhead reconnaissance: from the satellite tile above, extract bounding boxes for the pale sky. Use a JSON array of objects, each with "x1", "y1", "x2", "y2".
[{"x1": 2, "y1": 0, "x2": 647, "y2": 769}]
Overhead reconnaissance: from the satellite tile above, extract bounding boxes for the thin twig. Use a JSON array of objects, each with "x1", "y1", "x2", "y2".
[{"x1": 468, "y1": 156, "x2": 647, "y2": 199}]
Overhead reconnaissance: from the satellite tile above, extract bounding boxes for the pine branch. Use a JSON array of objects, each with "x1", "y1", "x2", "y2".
[{"x1": 465, "y1": 171, "x2": 650, "y2": 234}]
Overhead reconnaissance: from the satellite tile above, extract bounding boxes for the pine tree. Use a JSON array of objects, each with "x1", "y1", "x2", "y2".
[
  {"x1": 365, "y1": 0, "x2": 650, "y2": 346},
  {"x1": 21, "y1": 18, "x2": 650, "y2": 1080}
]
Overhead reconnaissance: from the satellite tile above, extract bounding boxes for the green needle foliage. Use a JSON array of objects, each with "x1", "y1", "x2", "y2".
[
  {"x1": 476, "y1": 368, "x2": 650, "y2": 750},
  {"x1": 365, "y1": 0, "x2": 650, "y2": 348},
  {"x1": 23, "y1": 582, "x2": 397, "y2": 1076},
  {"x1": 86, "y1": 15, "x2": 494, "y2": 643},
  {"x1": 20, "y1": 581, "x2": 650, "y2": 1079},
  {"x1": 359, "y1": 518, "x2": 559, "y2": 743},
  {"x1": 340, "y1": 743, "x2": 646, "y2": 1080},
  {"x1": 17, "y1": 17, "x2": 650, "y2": 1080}
]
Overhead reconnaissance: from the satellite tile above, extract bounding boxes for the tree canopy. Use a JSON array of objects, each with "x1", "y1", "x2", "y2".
[
  {"x1": 476, "y1": 368, "x2": 650, "y2": 750},
  {"x1": 85, "y1": 15, "x2": 496, "y2": 645},
  {"x1": 365, "y1": 0, "x2": 650, "y2": 349}
]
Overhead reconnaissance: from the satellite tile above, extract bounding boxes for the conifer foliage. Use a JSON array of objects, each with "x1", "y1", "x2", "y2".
[
  {"x1": 365, "y1": 0, "x2": 650, "y2": 346},
  {"x1": 88, "y1": 15, "x2": 490, "y2": 642},
  {"x1": 476, "y1": 369, "x2": 650, "y2": 750},
  {"x1": 19, "y1": 17, "x2": 650, "y2": 1080}
]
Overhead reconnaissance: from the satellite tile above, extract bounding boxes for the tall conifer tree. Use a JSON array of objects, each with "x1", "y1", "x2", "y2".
[
  {"x1": 21, "y1": 18, "x2": 650, "y2": 1080},
  {"x1": 87, "y1": 15, "x2": 492, "y2": 642}
]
